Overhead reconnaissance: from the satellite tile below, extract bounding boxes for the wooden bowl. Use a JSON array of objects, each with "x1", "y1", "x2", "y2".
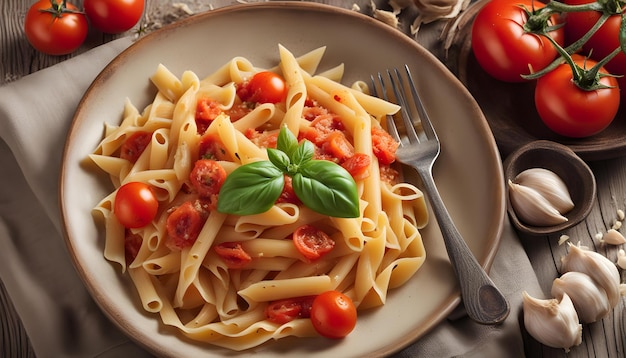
[{"x1": 503, "y1": 140, "x2": 596, "y2": 236}]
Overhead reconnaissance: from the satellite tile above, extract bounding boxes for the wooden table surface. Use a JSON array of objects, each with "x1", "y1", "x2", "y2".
[{"x1": 1, "y1": 0, "x2": 624, "y2": 357}]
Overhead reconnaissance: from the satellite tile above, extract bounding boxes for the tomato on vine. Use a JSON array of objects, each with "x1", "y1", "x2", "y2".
[
  {"x1": 24, "y1": 0, "x2": 88, "y2": 55},
  {"x1": 471, "y1": 0, "x2": 565, "y2": 82},
  {"x1": 535, "y1": 55, "x2": 620, "y2": 138}
]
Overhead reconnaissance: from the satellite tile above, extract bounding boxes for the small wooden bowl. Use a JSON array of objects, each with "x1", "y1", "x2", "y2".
[{"x1": 503, "y1": 140, "x2": 596, "y2": 236}]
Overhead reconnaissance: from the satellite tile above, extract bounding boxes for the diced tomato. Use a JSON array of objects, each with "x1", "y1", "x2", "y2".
[
  {"x1": 189, "y1": 159, "x2": 227, "y2": 200},
  {"x1": 265, "y1": 296, "x2": 316, "y2": 324},
  {"x1": 372, "y1": 127, "x2": 398, "y2": 165},
  {"x1": 214, "y1": 242, "x2": 252, "y2": 269},
  {"x1": 166, "y1": 201, "x2": 206, "y2": 250},
  {"x1": 276, "y1": 175, "x2": 301, "y2": 205},
  {"x1": 198, "y1": 133, "x2": 229, "y2": 160},
  {"x1": 195, "y1": 98, "x2": 222, "y2": 134},
  {"x1": 321, "y1": 131, "x2": 354, "y2": 162},
  {"x1": 124, "y1": 230, "x2": 143, "y2": 265},
  {"x1": 342, "y1": 153, "x2": 371, "y2": 181},
  {"x1": 245, "y1": 129, "x2": 278, "y2": 149},
  {"x1": 225, "y1": 102, "x2": 251, "y2": 121},
  {"x1": 120, "y1": 131, "x2": 152, "y2": 163},
  {"x1": 293, "y1": 225, "x2": 335, "y2": 261}
]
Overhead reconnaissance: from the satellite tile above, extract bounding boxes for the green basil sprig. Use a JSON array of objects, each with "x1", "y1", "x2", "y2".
[{"x1": 217, "y1": 126, "x2": 360, "y2": 218}]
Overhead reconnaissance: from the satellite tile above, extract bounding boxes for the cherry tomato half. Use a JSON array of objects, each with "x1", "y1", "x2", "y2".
[
  {"x1": 265, "y1": 296, "x2": 315, "y2": 324},
  {"x1": 24, "y1": 0, "x2": 88, "y2": 55},
  {"x1": 189, "y1": 159, "x2": 227, "y2": 198},
  {"x1": 84, "y1": 0, "x2": 145, "y2": 34},
  {"x1": 166, "y1": 201, "x2": 206, "y2": 250},
  {"x1": 534, "y1": 56, "x2": 620, "y2": 138},
  {"x1": 114, "y1": 182, "x2": 158, "y2": 228},
  {"x1": 293, "y1": 225, "x2": 335, "y2": 261},
  {"x1": 310, "y1": 291, "x2": 357, "y2": 339},
  {"x1": 120, "y1": 131, "x2": 152, "y2": 163},
  {"x1": 241, "y1": 71, "x2": 288, "y2": 104},
  {"x1": 471, "y1": 0, "x2": 564, "y2": 82}
]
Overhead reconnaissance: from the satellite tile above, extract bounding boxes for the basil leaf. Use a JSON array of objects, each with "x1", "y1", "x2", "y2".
[
  {"x1": 292, "y1": 160, "x2": 360, "y2": 218},
  {"x1": 267, "y1": 148, "x2": 290, "y2": 173},
  {"x1": 277, "y1": 126, "x2": 299, "y2": 157},
  {"x1": 291, "y1": 140, "x2": 315, "y2": 167},
  {"x1": 217, "y1": 161, "x2": 284, "y2": 215}
]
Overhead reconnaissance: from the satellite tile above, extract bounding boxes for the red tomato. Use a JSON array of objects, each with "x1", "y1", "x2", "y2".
[
  {"x1": 240, "y1": 71, "x2": 287, "y2": 104},
  {"x1": 166, "y1": 201, "x2": 205, "y2": 250},
  {"x1": 341, "y1": 153, "x2": 371, "y2": 181},
  {"x1": 198, "y1": 133, "x2": 229, "y2": 160},
  {"x1": 114, "y1": 182, "x2": 158, "y2": 228},
  {"x1": 310, "y1": 291, "x2": 357, "y2": 339},
  {"x1": 322, "y1": 131, "x2": 354, "y2": 162},
  {"x1": 189, "y1": 159, "x2": 227, "y2": 199},
  {"x1": 371, "y1": 127, "x2": 398, "y2": 165},
  {"x1": 24, "y1": 0, "x2": 88, "y2": 55},
  {"x1": 276, "y1": 175, "x2": 301, "y2": 205},
  {"x1": 265, "y1": 296, "x2": 315, "y2": 324},
  {"x1": 293, "y1": 225, "x2": 335, "y2": 261},
  {"x1": 124, "y1": 230, "x2": 143, "y2": 264},
  {"x1": 214, "y1": 242, "x2": 252, "y2": 269},
  {"x1": 120, "y1": 131, "x2": 152, "y2": 163},
  {"x1": 84, "y1": 0, "x2": 145, "y2": 34},
  {"x1": 535, "y1": 56, "x2": 619, "y2": 138},
  {"x1": 562, "y1": 0, "x2": 626, "y2": 75},
  {"x1": 195, "y1": 98, "x2": 222, "y2": 134},
  {"x1": 471, "y1": 0, "x2": 565, "y2": 82}
]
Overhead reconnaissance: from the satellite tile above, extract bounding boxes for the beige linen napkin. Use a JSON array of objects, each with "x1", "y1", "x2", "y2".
[{"x1": 0, "y1": 36, "x2": 539, "y2": 357}]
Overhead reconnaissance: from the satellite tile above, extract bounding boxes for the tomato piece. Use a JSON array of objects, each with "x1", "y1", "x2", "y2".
[
  {"x1": 562, "y1": 0, "x2": 626, "y2": 75},
  {"x1": 114, "y1": 182, "x2": 159, "y2": 228},
  {"x1": 83, "y1": 0, "x2": 145, "y2": 34},
  {"x1": 471, "y1": 0, "x2": 564, "y2": 82},
  {"x1": 124, "y1": 230, "x2": 143, "y2": 265},
  {"x1": 276, "y1": 175, "x2": 301, "y2": 205},
  {"x1": 24, "y1": 0, "x2": 88, "y2": 55},
  {"x1": 265, "y1": 296, "x2": 316, "y2": 324},
  {"x1": 534, "y1": 56, "x2": 619, "y2": 138},
  {"x1": 195, "y1": 98, "x2": 222, "y2": 134},
  {"x1": 239, "y1": 71, "x2": 287, "y2": 104},
  {"x1": 198, "y1": 133, "x2": 229, "y2": 161},
  {"x1": 189, "y1": 159, "x2": 227, "y2": 201},
  {"x1": 120, "y1": 131, "x2": 152, "y2": 163},
  {"x1": 293, "y1": 225, "x2": 335, "y2": 261},
  {"x1": 371, "y1": 127, "x2": 398, "y2": 165},
  {"x1": 310, "y1": 291, "x2": 357, "y2": 339},
  {"x1": 321, "y1": 131, "x2": 354, "y2": 162},
  {"x1": 342, "y1": 153, "x2": 371, "y2": 181},
  {"x1": 166, "y1": 201, "x2": 205, "y2": 250},
  {"x1": 214, "y1": 242, "x2": 252, "y2": 269}
]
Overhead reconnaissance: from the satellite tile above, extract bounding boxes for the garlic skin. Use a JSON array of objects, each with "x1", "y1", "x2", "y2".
[
  {"x1": 508, "y1": 180, "x2": 568, "y2": 226},
  {"x1": 561, "y1": 243, "x2": 621, "y2": 308},
  {"x1": 514, "y1": 168, "x2": 574, "y2": 214},
  {"x1": 522, "y1": 291, "x2": 582, "y2": 352},
  {"x1": 551, "y1": 271, "x2": 610, "y2": 323}
]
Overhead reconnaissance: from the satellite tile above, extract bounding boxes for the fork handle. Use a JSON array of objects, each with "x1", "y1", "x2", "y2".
[{"x1": 418, "y1": 168, "x2": 510, "y2": 325}]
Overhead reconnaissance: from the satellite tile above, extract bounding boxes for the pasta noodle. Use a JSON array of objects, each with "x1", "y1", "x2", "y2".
[{"x1": 90, "y1": 45, "x2": 428, "y2": 351}]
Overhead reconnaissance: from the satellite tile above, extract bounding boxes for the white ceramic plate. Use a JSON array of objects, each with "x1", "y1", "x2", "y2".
[{"x1": 60, "y1": 2, "x2": 505, "y2": 357}]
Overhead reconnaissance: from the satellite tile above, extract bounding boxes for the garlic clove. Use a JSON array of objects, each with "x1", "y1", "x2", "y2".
[
  {"x1": 551, "y1": 271, "x2": 610, "y2": 323},
  {"x1": 522, "y1": 291, "x2": 582, "y2": 352},
  {"x1": 508, "y1": 180, "x2": 568, "y2": 226},
  {"x1": 617, "y1": 249, "x2": 626, "y2": 270},
  {"x1": 561, "y1": 243, "x2": 621, "y2": 308},
  {"x1": 601, "y1": 229, "x2": 626, "y2": 245},
  {"x1": 514, "y1": 168, "x2": 574, "y2": 214}
]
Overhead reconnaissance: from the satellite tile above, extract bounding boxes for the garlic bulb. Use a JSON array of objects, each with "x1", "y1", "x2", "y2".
[
  {"x1": 551, "y1": 271, "x2": 610, "y2": 323},
  {"x1": 514, "y1": 168, "x2": 574, "y2": 214},
  {"x1": 508, "y1": 180, "x2": 568, "y2": 226},
  {"x1": 522, "y1": 291, "x2": 582, "y2": 352},
  {"x1": 561, "y1": 243, "x2": 621, "y2": 308}
]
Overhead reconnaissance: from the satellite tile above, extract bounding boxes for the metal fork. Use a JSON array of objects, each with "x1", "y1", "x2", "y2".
[{"x1": 371, "y1": 65, "x2": 510, "y2": 325}]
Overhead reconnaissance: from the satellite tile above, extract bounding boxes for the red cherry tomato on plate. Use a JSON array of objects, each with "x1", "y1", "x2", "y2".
[
  {"x1": 240, "y1": 71, "x2": 288, "y2": 104},
  {"x1": 166, "y1": 201, "x2": 205, "y2": 250},
  {"x1": 471, "y1": 0, "x2": 564, "y2": 82},
  {"x1": 310, "y1": 291, "x2": 357, "y2": 339},
  {"x1": 24, "y1": 0, "x2": 88, "y2": 55},
  {"x1": 114, "y1": 182, "x2": 158, "y2": 228},
  {"x1": 293, "y1": 224, "x2": 335, "y2": 261},
  {"x1": 534, "y1": 56, "x2": 619, "y2": 138},
  {"x1": 189, "y1": 159, "x2": 227, "y2": 198},
  {"x1": 84, "y1": 0, "x2": 145, "y2": 34}
]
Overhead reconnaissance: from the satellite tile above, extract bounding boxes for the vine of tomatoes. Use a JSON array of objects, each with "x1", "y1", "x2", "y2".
[
  {"x1": 24, "y1": 0, "x2": 145, "y2": 56},
  {"x1": 471, "y1": 0, "x2": 625, "y2": 138}
]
